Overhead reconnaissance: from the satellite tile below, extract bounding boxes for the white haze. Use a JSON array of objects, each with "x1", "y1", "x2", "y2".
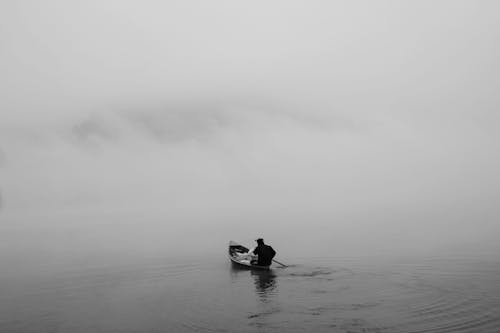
[{"x1": 1, "y1": 1, "x2": 500, "y2": 266}]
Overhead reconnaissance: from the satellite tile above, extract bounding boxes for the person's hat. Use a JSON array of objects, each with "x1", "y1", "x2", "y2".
[{"x1": 255, "y1": 238, "x2": 264, "y2": 243}]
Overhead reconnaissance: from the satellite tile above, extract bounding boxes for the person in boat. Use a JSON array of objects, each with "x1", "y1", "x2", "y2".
[{"x1": 251, "y1": 238, "x2": 276, "y2": 266}]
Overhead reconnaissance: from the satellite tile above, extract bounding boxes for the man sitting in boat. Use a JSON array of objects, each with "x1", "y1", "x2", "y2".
[{"x1": 251, "y1": 238, "x2": 276, "y2": 266}]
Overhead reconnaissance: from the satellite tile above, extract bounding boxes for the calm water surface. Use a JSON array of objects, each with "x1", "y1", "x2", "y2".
[{"x1": 1, "y1": 255, "x2": 500, "y2": 332}]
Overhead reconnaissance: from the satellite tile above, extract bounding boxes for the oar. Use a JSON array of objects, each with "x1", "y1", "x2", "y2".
[{"x1": 272, "y1": 259, "x2": 288, "y2": 267}]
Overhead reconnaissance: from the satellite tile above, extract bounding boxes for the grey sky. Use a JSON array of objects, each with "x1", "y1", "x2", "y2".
[{"x1": 1, "y1": 1, "x2": 499, "y2": 258}]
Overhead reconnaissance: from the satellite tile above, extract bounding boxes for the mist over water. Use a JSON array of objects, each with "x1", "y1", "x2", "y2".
[
  {"x1": 1, "y1": 101, "x2": 499, "y2": 264},
  {"x1": 1, "y1": 1, "x2": 500, "y2": 332}
]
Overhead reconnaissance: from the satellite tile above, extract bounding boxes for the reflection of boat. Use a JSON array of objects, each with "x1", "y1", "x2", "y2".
[
  {"x1": 251, "y1": 269, "x2": 277, "y2": 296},
  {"x1": 229, "y1": 241, "x2": 270, "y2": 270}
]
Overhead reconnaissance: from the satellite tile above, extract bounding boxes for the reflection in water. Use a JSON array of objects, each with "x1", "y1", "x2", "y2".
[
  {"x1": 229, "y1": 264, "x2": 278, "y2": 302},
  {"x1": 251, "y1": 270, "x2": 277, "y2": 301}
]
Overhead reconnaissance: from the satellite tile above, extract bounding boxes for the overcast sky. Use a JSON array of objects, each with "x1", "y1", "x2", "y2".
[{"x1": 1, "y1": 1, "x2": 499, "y2": 259}]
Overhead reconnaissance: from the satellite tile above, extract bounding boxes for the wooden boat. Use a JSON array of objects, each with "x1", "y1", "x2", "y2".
[{"x1": 228, "y1": 241, "x2": 270, "y2": 270}]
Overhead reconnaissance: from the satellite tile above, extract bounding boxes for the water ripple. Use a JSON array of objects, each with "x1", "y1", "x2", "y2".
[{"x1": 1, "y1": 257, "x2": 500, "y2": 332}]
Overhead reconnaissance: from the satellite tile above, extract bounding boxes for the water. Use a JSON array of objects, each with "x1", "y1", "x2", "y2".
[{"x1": 1, "y1": 255, "x2": 500, "y2": 332}]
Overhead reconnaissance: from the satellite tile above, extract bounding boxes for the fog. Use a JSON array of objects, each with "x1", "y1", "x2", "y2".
[{"x1": 1, "y1": 1, "x2": 500, "y2": 268}]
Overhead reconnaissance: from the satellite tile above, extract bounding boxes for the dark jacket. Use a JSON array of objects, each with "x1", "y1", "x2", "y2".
[{"x1": 253, "y1": 244, "x2": 276, "y2": 266}]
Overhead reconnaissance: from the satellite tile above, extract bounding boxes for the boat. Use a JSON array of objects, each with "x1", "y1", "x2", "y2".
[{"x1": 228, "y1": 240, "x2": 271, "y2": 270}]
